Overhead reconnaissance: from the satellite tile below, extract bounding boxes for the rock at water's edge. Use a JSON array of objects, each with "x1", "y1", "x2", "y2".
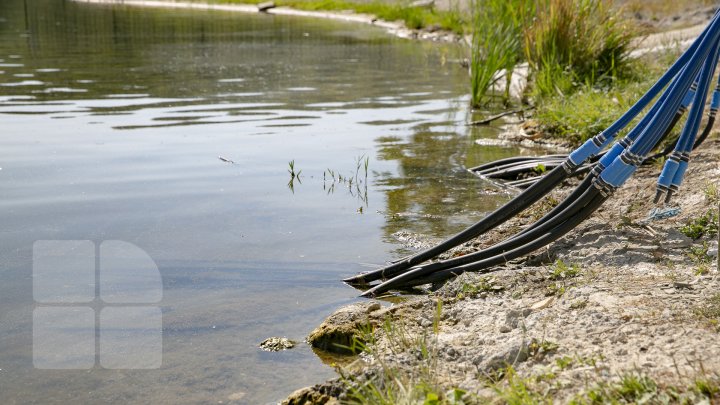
[{"x1": 307, "y1": 302, "x2": 381, "y2": 354}]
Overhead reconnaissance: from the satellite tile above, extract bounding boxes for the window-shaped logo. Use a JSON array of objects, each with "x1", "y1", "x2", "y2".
[{"x1": 33, "y1": 241, "x2": 162, "y2": 370}]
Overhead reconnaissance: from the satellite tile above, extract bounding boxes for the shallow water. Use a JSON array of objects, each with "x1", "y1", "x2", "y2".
[{"x1": 0, "y1": 0, "x2": 539, "y2": 403}]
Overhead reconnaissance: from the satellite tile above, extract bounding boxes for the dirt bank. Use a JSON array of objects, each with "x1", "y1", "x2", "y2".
[{"x1": 287, "y1": 138, "x2": 720, "y2": 403}]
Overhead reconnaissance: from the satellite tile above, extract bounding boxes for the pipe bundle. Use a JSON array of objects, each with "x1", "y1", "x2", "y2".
[{"x1": 346, "y1": 11, "x2": 720, "y2": 297}]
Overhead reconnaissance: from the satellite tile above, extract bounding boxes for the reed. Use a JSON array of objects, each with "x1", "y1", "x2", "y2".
[
  {"x1": 470, "y1": 0, "x2": 534, "y2": 107},
  {"x1": 524, "y1": 0, "x2": 635, "y2": 97},
  {"x1": 470, "y1": 0, "x2": 635, "y2": 105}
]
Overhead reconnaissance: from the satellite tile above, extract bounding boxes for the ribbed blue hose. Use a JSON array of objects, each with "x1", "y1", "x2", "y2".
[
  {"x1": 597, "y1": 13, "x2": 720, "y2": 189},
  {"x1": 567, "y1": 9, "x2": 720, "y2": 166}
]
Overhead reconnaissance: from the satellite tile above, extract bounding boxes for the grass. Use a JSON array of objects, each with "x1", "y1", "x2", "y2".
[
  {"x1": 571, "y1": 373, "x2": 720, "y2": 404},
  {"x1": 705, "y1": 180, "x2": 720, "y2": 204},
  {"x1": 287, "y1": 159, "x2": 302, "y2": 192},
  {"x1": 680, "y1": 210, "x2": 719, "y2": 240},
  {"x1": 490, "y1": 367, "x2": 549, "y2": 405},
  {"x1": 213, "y1": 0, "x2": 467, "y2": 33},
  {"x1": 524, "y1": 0, "x2": 635, "y2": 98},
  {"x1": 573, "y1": 373, "x2": 661, "y2": 404},
  {"x1": 533, "y1": 80, "x2": 648, "y2": 144},
  {"x1": 469, "y1": 0, "x2": 534, "y2": 107},
  {"x1": 457, "y1": 276, "x2": 504, "y2": 299},
  {"x1": 687, "y1": 242, "x2": 712, "y2": 275},
  {"x1": 489, "y1": 368, "x2": 720, "y2": 405},
  {"x1": 324, "y1": 155, "x2": 370, "y2": 206},
  {"x1": 341, "y1": 301, "x2": 471, "y2": 404},
  {"x1": 542, "y1": 260, "x2": 581, "y2": 297},
  {"x1": 531, "y1": 42, "x2": 685, "y2": 144},
  {"x1": 470, "y1": 0, "x2": 635, "y2": 107},
  {"x1": 547, "y1": 259, "x2": 581, "y2": 280}
]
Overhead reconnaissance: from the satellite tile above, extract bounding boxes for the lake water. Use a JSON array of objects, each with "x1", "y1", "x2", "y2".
[{"x1": 0, "y1": 0, "x2": 537, "y2": 403}]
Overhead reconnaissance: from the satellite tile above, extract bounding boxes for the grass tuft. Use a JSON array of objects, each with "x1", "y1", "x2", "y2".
[
  {"x1": 547, "y1": 259, "x2": 581, "y2": 280},
  {"x1": 680, "y1": 210, "x2": 719, "y2": 240},
  {"x1": 469, "y1": 0, "x2": 533, "y2": 107},
  {"x1": 524, "y1": 0, "x2": 635, "y2": 98}
]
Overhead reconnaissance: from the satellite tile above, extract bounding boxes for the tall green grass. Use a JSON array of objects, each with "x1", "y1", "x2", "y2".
[
  {"x1": 524, "y1": 0, "x2": 635, "y2": 97},
  {"x1": 470, "y1": 0, "x2": 635, "y2": 106},
  {"x1": 470, "y1": 0, "x2": 534, "y2": 107}
]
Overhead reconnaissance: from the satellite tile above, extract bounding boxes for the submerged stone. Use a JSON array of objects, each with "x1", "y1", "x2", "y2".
[{"x1": 259, "y1": 337, "x2": 296, "y2": 352}]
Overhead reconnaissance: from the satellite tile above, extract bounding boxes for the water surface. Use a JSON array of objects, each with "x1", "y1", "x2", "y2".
[{"x1": 0, "y1": 1, "x2": 539, "y2": 403}]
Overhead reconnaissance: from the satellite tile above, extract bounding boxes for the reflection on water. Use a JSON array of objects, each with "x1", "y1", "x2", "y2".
[{"x1": 0, "y1": 0, "x2": 542, "y2": 403}]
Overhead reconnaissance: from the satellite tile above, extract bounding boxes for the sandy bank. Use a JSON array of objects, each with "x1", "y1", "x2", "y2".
[{"x1": 289, "y1": 139, "x2": 720, "y2": 403}]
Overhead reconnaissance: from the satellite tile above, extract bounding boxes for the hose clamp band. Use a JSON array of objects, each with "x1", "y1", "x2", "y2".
[
  {"x1": 561, "y1": 159, "x2": 576, "y2": 175},
  {"x1": 620, "y1": 151, "x2": 643, "y2": 167},
  {"x1": 619, "y1": 138, "x2": 631, "y2": 148},
  {"x1": 592, "y1": 133, "x2": 607, "y2": 147},
  {"x1": 592, "y1": 176, "x2": 614, "y2": 198}
]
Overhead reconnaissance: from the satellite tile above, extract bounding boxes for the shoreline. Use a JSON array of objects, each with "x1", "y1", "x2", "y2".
[
  {"x1": 289, "y1": 142, "x2": 720, "y2": 404},
  {"x1": 69, "y1": 0, "x2": 463, "y2": 43},
  {"x1": 66, "y1": 1, "x2": 720, "y2": 402}
]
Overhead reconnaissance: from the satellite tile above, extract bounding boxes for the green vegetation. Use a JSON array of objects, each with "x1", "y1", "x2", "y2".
[
  {"x1": 287, "y1": 159, "x2": 302, "y2": 192},
  {"x1": 342, "y1": 301, "x2": 470, "y2": 404},
  {"x1": 571, "y1": 373, "x2": 720, "y2": 404},
  {"x1": 470, "y1": 0, "x2": 634, "y2": 107},
  {"x1": 543, "y1": 260, "x2": 581, "y2": 297},
  {"x1": 533, "y1": 75, "x2": 654, "y2": 144},
  {"x1": 489, "y1": 369, "x2": 720, "y2": 405},
  {"x1": 469, "y1": 0, "x2": 534, "y2": 106},
  {"x1": 490, "y1": 367, "x2": 548, "y2": 405},
  {"x1": 705, "y1": 180, "x2": 720, "y2": 204},
  {"x1": 547, "y1": 259, "x2": 581, "y2": 280},
  {"x1": 688, "y1": 242, "x2": 712, "y2": 275},
  {"x1": 574, "y1": 373, "x2": 662, "y2": 404},
  {"x1": 457, "y1": 276, "x2": 504, "y2": 299},
  {"x1": 680, "y1": 210, "x2": 719, "y2": 240},
  {"x1": 524, "y1": 0, "x2": 633, "y2": 98},
  {"x1": 214, "y1": 0, "x2": 467, "y2": 33}
]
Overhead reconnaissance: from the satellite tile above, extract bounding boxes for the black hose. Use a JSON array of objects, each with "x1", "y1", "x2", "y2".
[
  {"x1": 343, "y1": 164, "x2": 571, "y2": 285},
  {"x1": 469, "y1": 154, "x2": 566, "y2": 172},
  {"x1": 693, "y1": 115, "x2": 716, "y2": 148},
  {"x1": 476, "y1": 157, "x2": 565, "y2": 176},
  {"x1": 480, "y1": 160, "x2": 565, "y2": 180},
  {"x1": 512, "y1": 109, "x2": 686, "y2": 188},
  {"x1": 360, "y1": 179, "x2": 600, "y2": 297},
  {"x1": 363, "y1": 190, "x2": 607, "y2": 295}
]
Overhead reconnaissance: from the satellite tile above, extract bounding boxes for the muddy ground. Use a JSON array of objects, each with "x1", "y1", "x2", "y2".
[{"x1": 284, "y1": 135, "x2": 720, "y2": 403}]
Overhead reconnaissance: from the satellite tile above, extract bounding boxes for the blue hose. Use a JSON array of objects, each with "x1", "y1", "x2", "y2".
[
  {"x1": 598, "y1": 12, "x2": 720, "y2": 190},
  {"x1": 567, "y1": 10, "x2": 719, "y2": 167}
]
